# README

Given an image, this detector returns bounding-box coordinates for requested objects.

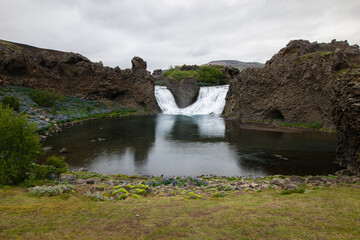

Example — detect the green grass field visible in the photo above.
[1,185,359,239]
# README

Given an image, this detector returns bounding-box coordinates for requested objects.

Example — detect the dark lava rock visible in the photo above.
[223,39,360,174]
[0,40,160,113]
[152,69,163,76]
[332,68,360,174]
[164,77,199,108]
[86,179,95,184]
[224,39,360,128]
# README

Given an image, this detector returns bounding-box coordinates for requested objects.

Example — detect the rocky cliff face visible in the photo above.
[224,39,360,174]
[164,77,199,108]
[224,39,360,128]
[332,69,360,174]
[0,40,160,113]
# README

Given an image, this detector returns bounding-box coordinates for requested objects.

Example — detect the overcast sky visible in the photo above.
[1,0,359,71]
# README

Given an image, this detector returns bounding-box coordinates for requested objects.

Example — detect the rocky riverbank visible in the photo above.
[54,171,360,201]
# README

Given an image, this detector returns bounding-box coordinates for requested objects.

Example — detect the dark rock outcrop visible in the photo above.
[152,69,163,76]
[0,40,160,113]
[224,39,360,128]
[224,39,360,174]
[332,69,360,174]
[164,77,199,108]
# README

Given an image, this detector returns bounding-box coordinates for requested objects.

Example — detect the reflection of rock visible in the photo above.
[225,120,339,176]
[164,77,199,108]
[167,116,225,142]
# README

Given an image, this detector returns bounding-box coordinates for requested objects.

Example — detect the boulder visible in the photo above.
[164,77,199,108]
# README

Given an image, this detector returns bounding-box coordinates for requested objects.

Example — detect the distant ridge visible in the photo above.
[206,60,264,70]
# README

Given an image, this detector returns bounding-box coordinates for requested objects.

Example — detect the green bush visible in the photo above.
[33,164,55,180]
[164,65,226,84]
[29,89,63,107]
[1,95,20,111]
[164,69,199,81]
[197,65,226,84]
[46,156,68,177]
[0,105,42,185]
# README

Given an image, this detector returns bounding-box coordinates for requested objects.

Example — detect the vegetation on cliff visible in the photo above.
[0,40,159,113]
[0,86,136,130]
[164,65,227,85]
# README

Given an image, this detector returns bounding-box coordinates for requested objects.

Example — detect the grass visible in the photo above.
[0,186,359,239]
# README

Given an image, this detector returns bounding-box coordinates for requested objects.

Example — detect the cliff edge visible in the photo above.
[0,40,160,113]
[224,39,360,174]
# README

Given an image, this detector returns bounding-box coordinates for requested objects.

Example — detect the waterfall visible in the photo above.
[155,85,229,115]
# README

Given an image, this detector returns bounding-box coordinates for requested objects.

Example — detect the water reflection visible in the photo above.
[43,115,339,176]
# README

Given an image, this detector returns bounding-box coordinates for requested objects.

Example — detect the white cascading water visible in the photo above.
[155,85,229,115]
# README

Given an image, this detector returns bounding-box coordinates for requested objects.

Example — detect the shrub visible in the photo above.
[164,65,226,84]
[134,188,147,196]
[118,194,127,200]
[0,105,42,185]
[197,65,226,84]
[29,89,63,107]
[46,156,68,177]
[84,191,114,201]
[33,164,55,180]
[1,95,20,111]
[131,194,142,199]
[164,69,199,81]
[29,184,74,197]
[213,191,228,198]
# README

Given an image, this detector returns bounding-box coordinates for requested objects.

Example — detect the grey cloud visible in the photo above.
[0,0,359,70]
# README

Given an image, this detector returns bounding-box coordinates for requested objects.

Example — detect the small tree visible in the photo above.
[1,95,20,111]
[0,105,41,185]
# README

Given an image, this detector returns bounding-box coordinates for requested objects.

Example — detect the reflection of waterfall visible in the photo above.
[155,85,229,115]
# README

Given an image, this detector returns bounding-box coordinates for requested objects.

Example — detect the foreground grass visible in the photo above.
[0,186,359,239]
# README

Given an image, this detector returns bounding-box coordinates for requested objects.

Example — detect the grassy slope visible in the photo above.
[0,186,359,239]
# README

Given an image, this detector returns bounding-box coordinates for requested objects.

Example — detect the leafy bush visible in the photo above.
[33,164,55,180]
[163,65,226,84]
[29,184,74,197]
[197,65,226,84]
[0,105,41,185]
[118,194,127,200]
[46,156,68,177]
[134,188,147,196]
[213,191,228,198]
[29,89,63,107]
[217,184,235,191]
[1,95,20,111]
[164,69,199,81]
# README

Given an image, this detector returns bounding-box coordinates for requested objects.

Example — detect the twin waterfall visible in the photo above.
[155,85,229,115]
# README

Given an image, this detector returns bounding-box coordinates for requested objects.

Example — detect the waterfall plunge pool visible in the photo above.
[42,85,339,177]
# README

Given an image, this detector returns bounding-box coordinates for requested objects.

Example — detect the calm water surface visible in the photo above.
[43,115,339,177]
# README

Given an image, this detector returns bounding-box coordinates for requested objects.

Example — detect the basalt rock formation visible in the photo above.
[164,77,199,108]
[332,69,360,174]
[224,39,360,128]
[0,40,160,113]
[224,39,360,174]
